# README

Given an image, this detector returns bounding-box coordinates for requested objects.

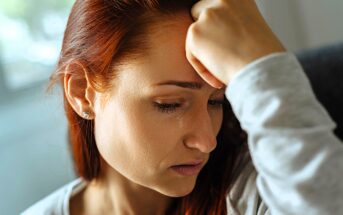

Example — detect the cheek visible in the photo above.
[94,101,126,170]
[213,109,224,135]
[93,98,177,180]
[211,109,223,136]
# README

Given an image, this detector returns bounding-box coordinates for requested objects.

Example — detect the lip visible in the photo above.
[170,160,205,176]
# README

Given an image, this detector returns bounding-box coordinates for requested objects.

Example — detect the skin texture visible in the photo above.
[186,0,286,88]
[66,11,225,215]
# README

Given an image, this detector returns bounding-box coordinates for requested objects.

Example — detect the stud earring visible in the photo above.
[82,111,91,119]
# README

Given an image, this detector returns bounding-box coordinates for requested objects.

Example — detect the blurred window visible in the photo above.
[0,0,73,92]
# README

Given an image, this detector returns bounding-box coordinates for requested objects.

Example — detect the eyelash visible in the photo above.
[154,100,224,114]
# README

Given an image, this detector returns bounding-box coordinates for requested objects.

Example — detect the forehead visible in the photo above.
[116,11,205,89]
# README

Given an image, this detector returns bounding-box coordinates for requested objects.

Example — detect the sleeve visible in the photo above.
[226,152,271,215]
[225,52,343,215]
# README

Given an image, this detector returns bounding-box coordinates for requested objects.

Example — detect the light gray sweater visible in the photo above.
[22,53,343,215]
[226,53,343,215]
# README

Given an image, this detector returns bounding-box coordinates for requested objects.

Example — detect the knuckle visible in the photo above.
[202,8,215,20]
[217,0,228,6]
[189,23,202,38]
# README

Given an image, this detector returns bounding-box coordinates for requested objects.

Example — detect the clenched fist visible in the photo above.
[185,0,286,88]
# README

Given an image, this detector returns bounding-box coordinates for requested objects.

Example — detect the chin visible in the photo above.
[156,179,197,197]
[166,189,194,198]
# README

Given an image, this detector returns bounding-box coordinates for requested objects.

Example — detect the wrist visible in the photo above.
[226,47,287,84]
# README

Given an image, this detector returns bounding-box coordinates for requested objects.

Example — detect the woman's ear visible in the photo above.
[64,62,96,120]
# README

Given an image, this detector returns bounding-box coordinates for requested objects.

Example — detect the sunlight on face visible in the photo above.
[93,11,225,197]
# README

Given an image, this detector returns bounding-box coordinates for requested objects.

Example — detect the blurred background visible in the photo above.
[0,0,342,214]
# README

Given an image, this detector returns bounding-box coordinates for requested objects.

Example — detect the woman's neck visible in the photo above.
[75,162,174,215]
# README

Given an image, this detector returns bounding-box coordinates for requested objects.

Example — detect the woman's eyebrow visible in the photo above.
[154,80,227,93]
[154,80,202,90]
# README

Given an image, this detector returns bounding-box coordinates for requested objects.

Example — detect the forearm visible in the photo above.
[226,53,343,215]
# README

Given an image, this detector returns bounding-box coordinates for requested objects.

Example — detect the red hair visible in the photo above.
[50,0,248,214]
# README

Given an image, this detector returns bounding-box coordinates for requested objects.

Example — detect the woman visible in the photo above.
[23,0,343,214]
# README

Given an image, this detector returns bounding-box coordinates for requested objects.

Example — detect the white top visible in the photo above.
[21,179,86,215]
[21,53,343,215]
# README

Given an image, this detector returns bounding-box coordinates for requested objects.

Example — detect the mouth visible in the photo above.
[170,160,205,176]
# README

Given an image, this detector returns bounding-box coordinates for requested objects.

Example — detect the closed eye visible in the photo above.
[153,99,224,114]
[208,99,224,107]
[153,102,181,114]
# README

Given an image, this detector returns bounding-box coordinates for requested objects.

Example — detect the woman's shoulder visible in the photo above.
[21,178,86,215]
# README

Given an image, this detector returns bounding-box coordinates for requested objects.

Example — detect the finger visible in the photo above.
[191,0,213,21]
[187,53,224,89]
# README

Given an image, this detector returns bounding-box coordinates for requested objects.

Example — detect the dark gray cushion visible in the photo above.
[296,43,343,141]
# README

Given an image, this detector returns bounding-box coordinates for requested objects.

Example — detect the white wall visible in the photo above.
[257,0,343,51]
[297,0,343,49]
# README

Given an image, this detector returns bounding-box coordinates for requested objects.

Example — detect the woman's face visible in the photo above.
[93,11,225,197]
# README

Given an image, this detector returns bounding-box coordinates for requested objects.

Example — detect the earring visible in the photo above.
[82,111,91,119]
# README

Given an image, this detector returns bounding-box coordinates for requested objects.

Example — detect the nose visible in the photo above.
[183,112,218,153]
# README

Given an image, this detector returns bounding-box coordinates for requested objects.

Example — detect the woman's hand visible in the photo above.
[185,0,286,88]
